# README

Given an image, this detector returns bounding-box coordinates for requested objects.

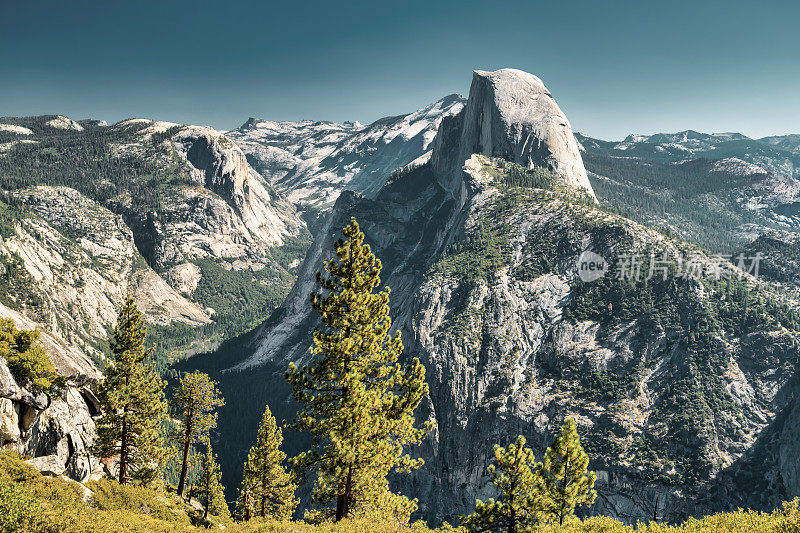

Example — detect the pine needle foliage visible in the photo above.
[461,435,543,533]
[286,217,430,522]
[237,405,297,521]
[170,371,225,497]
[93,296,167,485]
[537,418,597,525]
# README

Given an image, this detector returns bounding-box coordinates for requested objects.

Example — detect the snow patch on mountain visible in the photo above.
[226,94,466,209]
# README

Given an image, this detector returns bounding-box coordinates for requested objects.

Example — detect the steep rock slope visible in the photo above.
[226,95,465,211]
[0,187,209,363]
[182,70,800,523]
[432,69,595,203]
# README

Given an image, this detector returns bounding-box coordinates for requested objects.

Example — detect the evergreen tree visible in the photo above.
[93,296,167,485]
[234,470,258,522]
[196,441,228,520]
[286,217,430,522]
[238,405,297,520]
[170,371,225,497]
[537,418,597,525]
[460,435,543,533]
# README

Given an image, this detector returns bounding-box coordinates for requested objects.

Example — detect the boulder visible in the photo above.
[27,454,67,476]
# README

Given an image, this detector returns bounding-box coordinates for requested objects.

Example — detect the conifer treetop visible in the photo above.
[286,217,430,522]
[538,417,597,525]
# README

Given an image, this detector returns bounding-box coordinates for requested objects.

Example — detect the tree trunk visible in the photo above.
[342,465,353,518]
[335,465,353,522]
[177,412,193,497]
[559,459,570,526]
[335,325,353,523]
[335,493,346,522]
[119,404,129,485]
[260,473,267,517]
[508,468,517,533]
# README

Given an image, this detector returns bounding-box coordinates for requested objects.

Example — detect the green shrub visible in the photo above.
[0,318,65,393]
[0,476,43,533]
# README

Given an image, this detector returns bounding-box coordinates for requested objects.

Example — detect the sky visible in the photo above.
[1,0,798,140]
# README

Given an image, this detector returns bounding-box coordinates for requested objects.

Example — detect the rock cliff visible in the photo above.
[1,186,210,362]
[0,303,102,483]
[431,69,595,203]
[0,115,311,358]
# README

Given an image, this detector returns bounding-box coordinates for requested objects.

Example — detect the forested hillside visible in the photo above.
[0,115,310,369]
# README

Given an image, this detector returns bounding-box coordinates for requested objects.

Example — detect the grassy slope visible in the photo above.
[2,451,798,532]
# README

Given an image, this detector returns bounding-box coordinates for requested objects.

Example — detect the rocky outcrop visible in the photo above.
[0,303,102,483]
[431,69,595,203]
[172,126,302,249]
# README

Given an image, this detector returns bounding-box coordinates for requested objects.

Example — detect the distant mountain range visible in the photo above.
[576,130,800,178]
[226,94,465,218]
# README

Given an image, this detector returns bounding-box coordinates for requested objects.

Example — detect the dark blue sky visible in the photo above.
[1,0,798,140]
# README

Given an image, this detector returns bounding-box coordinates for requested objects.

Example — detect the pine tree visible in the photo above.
[93,296,167,485]
[170,371,225,497]
[196,441,228,520]
[234,469,258,522]
[537,418,597,525]
[460,435,543,533]
[238,405,297,521]
[286,217,430,522]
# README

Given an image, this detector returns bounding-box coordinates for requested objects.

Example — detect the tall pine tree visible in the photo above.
[196,441,228,520]
[460,435,543,533]
[286,218,430,522]
[170,371,225,497]
[238,405,297,520]
[93,296,167,485]
[537,418,597,525]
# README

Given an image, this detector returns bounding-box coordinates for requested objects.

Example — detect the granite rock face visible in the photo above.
[172,126,302,250]
[431,69,595,203]
[1,186,210,360]
[0,304,102,483]
[1,115,312,360]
